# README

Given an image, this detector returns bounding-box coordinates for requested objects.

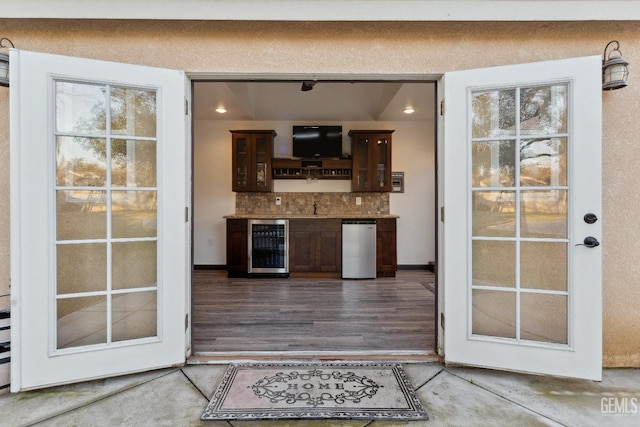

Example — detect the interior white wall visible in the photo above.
[193,119,435,266]
[390,121,435,265]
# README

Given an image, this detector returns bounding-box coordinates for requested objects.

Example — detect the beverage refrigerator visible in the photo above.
[247,219,289,277]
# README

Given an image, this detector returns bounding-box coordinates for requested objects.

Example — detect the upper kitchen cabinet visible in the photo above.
[349,130,394,192]
[231,130,276,192]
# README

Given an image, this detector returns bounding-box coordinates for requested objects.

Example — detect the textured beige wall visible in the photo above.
[0,19,638,366]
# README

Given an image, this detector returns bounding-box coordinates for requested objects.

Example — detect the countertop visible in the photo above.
[223,214,399,219]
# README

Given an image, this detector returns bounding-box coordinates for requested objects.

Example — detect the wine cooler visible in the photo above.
[247,219,289,276]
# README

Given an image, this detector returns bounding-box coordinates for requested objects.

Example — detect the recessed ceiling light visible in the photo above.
[215,107,227,114]
[403,107,415,114]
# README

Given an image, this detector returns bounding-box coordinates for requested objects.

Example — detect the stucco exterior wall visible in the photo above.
[0,19,638,367]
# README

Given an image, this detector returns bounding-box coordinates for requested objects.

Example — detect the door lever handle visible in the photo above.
[576,236,600,248]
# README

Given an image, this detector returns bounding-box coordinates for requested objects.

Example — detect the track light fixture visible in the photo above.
[301,81,316,92]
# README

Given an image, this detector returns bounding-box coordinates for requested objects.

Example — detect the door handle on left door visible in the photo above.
[576,236,600,248]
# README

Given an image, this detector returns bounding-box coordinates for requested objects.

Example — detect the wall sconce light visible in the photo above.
[602,40,629,91]
[0,37,14,87]
[215,106,227,114]
[403,106,415,114]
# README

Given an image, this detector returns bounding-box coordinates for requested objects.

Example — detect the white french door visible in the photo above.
[443,56,602,380]
[10,50,189,391]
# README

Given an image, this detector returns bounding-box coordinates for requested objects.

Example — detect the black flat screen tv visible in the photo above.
[292,125,342,159]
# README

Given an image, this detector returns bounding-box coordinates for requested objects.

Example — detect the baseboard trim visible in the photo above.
[398,264,431,270]
[194,265,227,270]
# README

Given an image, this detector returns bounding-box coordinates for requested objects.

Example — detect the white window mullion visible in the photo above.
[105,84,113,344]
[514,87,522,341]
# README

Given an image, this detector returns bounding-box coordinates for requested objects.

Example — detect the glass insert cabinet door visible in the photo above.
[349,130,393,192]
[231,130,275,192]
[471,84,569,344]
[55,81,159,349]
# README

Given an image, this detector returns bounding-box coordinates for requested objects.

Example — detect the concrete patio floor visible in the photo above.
[2,363,640,426]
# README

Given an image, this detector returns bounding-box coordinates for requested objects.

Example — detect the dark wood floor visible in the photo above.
[192,269,436,357]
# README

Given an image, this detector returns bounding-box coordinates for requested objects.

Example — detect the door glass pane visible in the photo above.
[112,241,157,290]
[520,138,567,186]
[57,243,107,294]
[472,140,515,187]
[112,190,157,238]
[112,291,157,342]
[521,242,567,291]
[56,136,107,187]
[472,89,516,138]
[472,290,516,338]
[471,84,569,346]
[235,137,248,187]
[519,85,567,135]
[255,136,268,187]
[110,87,157,137]
[472,240,515,288]
[57,296,107,349]
[520,293,567,344]
[376,137,389,188]
[56,81,107,134]
[56,190,107,240]
[112,139,157,187]
[472,190,516,237]
[55,80,159,350]
[521,190,567,238]
[354,136,369,189]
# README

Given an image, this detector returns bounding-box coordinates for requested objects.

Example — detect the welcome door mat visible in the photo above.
[201,362,429,421]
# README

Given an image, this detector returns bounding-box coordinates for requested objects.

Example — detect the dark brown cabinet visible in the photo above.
[349,130,393,192]
[231,130,275,192]
[376,218,397,277]
[226,219,248,277]
[289,219,342,276]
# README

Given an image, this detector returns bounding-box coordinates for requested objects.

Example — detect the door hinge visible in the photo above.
[440,99,445,116]
[440,207,445,222]
[185,313,189,331]
[440,313,445,329]
[185,207,189,222]
[185,98,189,115]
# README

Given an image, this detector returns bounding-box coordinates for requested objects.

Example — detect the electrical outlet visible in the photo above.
[275,197,282,206]
[356,197,362,206]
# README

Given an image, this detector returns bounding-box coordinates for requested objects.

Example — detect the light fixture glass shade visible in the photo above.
[603,59,629,90]
[602,40,629,91]
[0,53,9,87]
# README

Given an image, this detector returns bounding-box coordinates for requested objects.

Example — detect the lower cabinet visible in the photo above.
[376,218,397,277]
[226,219,248,277]
[227,217,396,278]
[289,219,342,276]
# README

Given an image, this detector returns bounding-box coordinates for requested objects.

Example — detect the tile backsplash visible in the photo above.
[236,192,390,216]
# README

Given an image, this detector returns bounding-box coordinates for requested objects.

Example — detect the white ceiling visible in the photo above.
[193,81,435,122]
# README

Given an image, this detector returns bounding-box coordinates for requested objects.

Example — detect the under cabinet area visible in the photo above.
[289,219,342,277]
[272,158,352,180]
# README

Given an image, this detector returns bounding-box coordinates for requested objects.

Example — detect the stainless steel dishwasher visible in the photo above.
[342,220,376,279]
